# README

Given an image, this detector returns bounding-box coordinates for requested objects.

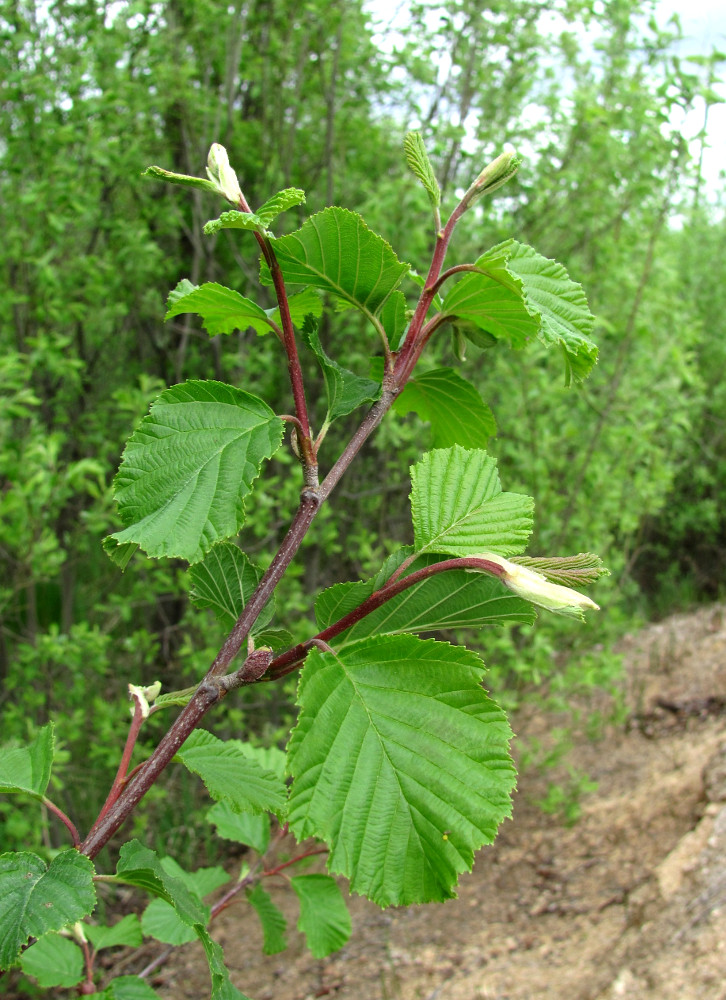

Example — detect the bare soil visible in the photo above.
[154,604,726,999]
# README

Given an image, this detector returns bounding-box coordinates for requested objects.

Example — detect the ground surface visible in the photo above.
[144,602,726,1000]
[129,603,726,1000]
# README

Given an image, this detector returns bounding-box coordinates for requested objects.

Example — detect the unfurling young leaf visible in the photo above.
[403,131,441,210]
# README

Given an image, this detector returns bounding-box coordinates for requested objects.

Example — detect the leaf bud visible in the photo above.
[128,680,162,718]
[206,143,243,204]
[471,552,600,618]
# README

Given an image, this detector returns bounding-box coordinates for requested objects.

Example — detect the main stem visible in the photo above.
[80,191,470,859]
[80,392,396,859]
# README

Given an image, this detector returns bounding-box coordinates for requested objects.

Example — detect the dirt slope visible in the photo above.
[156,603,726,1000]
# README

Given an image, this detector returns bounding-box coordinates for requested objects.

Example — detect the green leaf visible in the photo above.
[497,240,597,384]
[290,875,351,958]
[19,932,84,988]
[141,856,225,946]
[101,975,162,1000]
[246,884,287,955]
[174,731,287,815]
[240,744,287,781]
[188,542,274,634]
[513,552,609,588]
[159,856,229,899]
[301,316,380,426]
[142,898,197,946]
[279,286,323,331]
[143,165,218,196]
[315,550,535,646]
[286,635,515,906]
[165,281,270,336]
[84,914,143,950]
[393,368,496,449]
[102,538,138,571]
[113,842,206,923]
[207,802,271,853]
[253,626,294,651]
[379,290,408,346]
[0,723,54,798]
[411,446,534,558]
[0,850,96,969]
[262,207,409,326]
[403,131,441,209]
[106,380,283,564]
[203,210,267,236]
[255,188,306,227]
[112,843,250,1000]
[441,253,539,349]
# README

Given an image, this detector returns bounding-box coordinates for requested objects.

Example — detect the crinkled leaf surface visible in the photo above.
[442,251,538,349]
[19,932,83,988]
[0,850,96,969]
[477,240,597,383]
[263,207,409,324]
[174,730,287,815]
[165,281,270,336]
[107,380,283,564]
[290,875,351,958]
[203,209,267,236]
[411,446,533,558]
[315,550,535,646]
[394,368,496,449]
[188,542,274,633]
[255,187,305,226]
[0,723,54,798]
[207,802,271,853]
[286,634,516,906]
[403,131,440,209]
[301,317,380,425]
[514,552,608,588]
[246,884,287,955]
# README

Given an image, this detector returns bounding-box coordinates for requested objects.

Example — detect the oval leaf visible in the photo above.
[0,850,96,969]
[286,635,516,906]
[107,381,283,564]
[263,207,409,322]
[411,446,534,558]
[393,368,496,449]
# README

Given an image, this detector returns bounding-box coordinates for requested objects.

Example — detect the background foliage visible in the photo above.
[1,0,724,857]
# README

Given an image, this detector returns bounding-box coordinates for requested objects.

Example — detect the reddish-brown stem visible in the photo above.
[266,556,507,681]
[41,797,81,848]
[79,394,397,858]
[263,846,329,878]
[81,937,95,992]
[236,192,317,483]
[78,185,469,859]
[394,199,469,387]
[94,698,145,826]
